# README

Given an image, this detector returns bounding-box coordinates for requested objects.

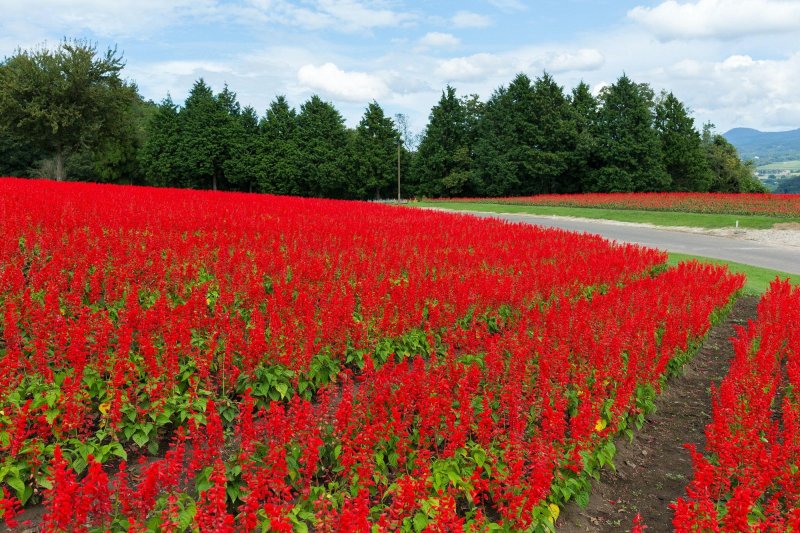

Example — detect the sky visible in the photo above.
[2,0,800,136]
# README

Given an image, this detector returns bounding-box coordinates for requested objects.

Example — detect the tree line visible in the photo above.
[0,40,766,198]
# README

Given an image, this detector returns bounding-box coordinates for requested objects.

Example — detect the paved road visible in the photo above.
[455,210,800,275]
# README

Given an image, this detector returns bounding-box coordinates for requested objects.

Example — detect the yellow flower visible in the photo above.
[549,503,560,521]
[595,418,607,431]
[99,402,111,415]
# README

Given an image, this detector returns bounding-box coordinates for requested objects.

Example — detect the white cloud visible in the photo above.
[434,46,605,83]
[487,0,527,13]
[417,32,461,50]
[545,49,604,73]
[435,53,505,81]
[628,0,800,40]
[1,0,217,37]
[297,62,390,101]
[452,11,492,28]
[243,0,416,32]
[150,60,232,77]
[655,51,800,130]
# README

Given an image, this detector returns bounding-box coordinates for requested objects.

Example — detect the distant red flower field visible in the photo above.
[443,192,800,218]
[0,178,747,530]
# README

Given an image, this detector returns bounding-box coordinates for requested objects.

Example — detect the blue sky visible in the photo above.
[3,0,800,135]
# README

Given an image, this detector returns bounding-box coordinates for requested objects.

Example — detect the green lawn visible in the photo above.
[416,201,799,229]
[757,160,800,171]
[667,253,797,294]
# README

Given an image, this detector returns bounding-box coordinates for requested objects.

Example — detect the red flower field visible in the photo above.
[674,279,800,532]
[443,192,800,218]
[0,179,746,531]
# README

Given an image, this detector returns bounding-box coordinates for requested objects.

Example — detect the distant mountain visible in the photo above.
[723,127,800,163]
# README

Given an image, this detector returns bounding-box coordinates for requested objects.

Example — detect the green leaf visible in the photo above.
[195,466,214,493]
[148,439,160,455]
[109,442,128,460]
[6,474,26,500]
[413,511,429,532]
[275,382,289,399]
[132,431,149,448]
[179,502,197,530]
[472,448,486,468]
[576,491,589,508]
[45,409,60,424]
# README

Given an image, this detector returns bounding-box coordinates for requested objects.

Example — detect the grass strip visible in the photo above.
[416,201,799,229]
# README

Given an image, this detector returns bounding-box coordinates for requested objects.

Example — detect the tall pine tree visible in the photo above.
[176,80,241,190]
[655,91,711,192]
[527,72,578,194]
[141,96,181,188]
[569,81,598,193]
[259,95,299,195]
[591,75,670,192]
[412,86,472,197]
[352,101,400,200]
[295,95,351,198]
[224,105,261,192]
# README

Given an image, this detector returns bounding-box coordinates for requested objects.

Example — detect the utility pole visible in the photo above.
[397,141,401,202]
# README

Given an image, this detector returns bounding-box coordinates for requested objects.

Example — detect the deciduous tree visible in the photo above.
[0,40,136,181]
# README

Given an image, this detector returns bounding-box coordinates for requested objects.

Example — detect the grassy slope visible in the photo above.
[757,160,800,171]
[417,201,800,229]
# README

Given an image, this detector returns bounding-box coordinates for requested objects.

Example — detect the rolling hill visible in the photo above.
[723,127,800,163]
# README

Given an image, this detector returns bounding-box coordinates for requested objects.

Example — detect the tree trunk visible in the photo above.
[55,146,65,181]
[212,172,218,191]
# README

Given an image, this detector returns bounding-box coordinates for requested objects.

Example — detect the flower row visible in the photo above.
[673,279,800,531]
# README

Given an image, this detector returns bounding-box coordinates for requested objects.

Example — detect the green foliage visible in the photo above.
[655,92,712,192]
[0,126,47,176]
[477,72,577,197]
[473,84,519,197]
[352,101,400,200]
[141,96,181,187]
[527,72,579,194]
[2,42,762,199]
[224,105,261,192]
[703,123,767,193]
[258,95,299,195]
[294,95,352,199]
[569,82,599,194]
[774,175,800,193]
[590,74,670,192]
[178,81,240,191]
[413,86,476,197]
[0,39,137,181]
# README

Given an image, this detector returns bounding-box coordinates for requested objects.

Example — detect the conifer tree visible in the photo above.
[259,95,299,195]
[412,86,472,197]
[353,101,400,199]
[295,95,351,198]
[591,75,670,192]
[655,91,712,192]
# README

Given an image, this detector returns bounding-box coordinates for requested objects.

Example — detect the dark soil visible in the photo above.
[557,294,759,532]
